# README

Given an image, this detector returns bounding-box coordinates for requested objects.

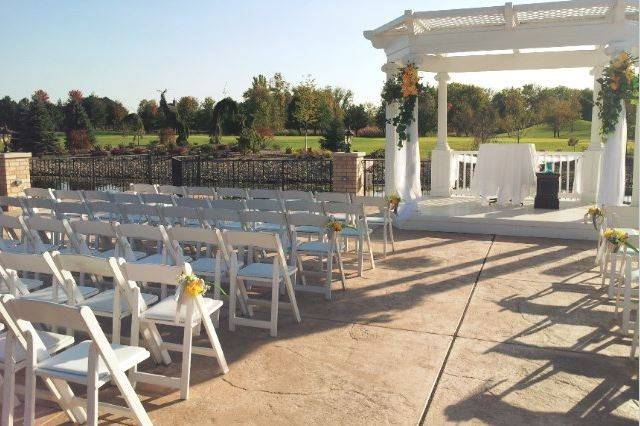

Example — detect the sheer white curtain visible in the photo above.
[405,103,422,200]
[597,103,627,206]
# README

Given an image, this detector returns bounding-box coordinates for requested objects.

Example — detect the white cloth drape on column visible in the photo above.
[404,103,422,200]
[597,103,627,206]
[384,100,407,197]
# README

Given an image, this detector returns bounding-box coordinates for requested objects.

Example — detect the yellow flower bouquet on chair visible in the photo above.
[603,228,638,253]
[326,217,344,233]
[179,273,209,297]
[583,206,603,230]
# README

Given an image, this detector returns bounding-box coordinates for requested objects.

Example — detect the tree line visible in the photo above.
[3,72,628,155]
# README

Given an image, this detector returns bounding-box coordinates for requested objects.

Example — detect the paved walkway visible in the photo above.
[34,230,638,425]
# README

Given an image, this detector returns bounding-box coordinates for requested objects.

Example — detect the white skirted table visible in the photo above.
[470,144,537,206]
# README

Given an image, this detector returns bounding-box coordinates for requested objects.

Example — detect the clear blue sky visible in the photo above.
[2,0,592,111]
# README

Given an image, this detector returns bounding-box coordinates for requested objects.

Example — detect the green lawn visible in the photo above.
[62,119,635,158]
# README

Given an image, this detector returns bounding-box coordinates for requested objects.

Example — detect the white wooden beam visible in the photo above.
[415,49,609,72]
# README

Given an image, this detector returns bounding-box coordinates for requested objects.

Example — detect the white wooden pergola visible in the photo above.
[364,0,639,207]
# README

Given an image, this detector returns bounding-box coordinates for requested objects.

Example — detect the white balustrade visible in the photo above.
[450,150,583,200]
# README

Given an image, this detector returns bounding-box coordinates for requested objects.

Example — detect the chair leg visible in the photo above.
[357,236,364,277]
[608,253,618,299]
[87,344,99,426]
[2,333,16,426]
[180,319,194,399]
[270,277,279,337]
[336,247,346,292]
[197,303,229,374]
[23,334,36,426]
[389,221,395,253]
[228,276,238,332]
[325,250,333,301]
[365,230,375,270]
[622,278,632,334]
[382,223,388,259]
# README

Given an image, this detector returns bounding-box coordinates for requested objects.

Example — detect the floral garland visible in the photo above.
[381,64,425,148]
[596,52,639,136]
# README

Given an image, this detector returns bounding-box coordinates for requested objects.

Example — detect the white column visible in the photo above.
[597,102,627,206]
[382,62,406,197]
[431,72,454,196]
[581,65,605,203]
[632,104,639,206]
[405,101,422,199]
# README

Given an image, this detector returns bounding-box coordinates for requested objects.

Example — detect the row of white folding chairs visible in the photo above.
[22,185,396,256]
[0,252,230,424]
[594,214,639,358]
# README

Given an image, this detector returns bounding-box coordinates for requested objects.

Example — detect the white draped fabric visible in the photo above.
[384,100,407,197]
[597,103,627,206]
[470,144,537,205]
[404,103,422,200]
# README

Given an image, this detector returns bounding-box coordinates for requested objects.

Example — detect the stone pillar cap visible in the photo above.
[333,151,366,158]
[0,152,32,158]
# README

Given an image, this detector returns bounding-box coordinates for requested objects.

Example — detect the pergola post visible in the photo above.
[430,72,453,196]
[382,62,406,197]
[580,65,604,203]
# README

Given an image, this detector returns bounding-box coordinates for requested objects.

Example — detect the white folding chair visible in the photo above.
[115,223,176,266]
[352,195,395,257]
[157,184,187,197]
[0,295,83,425]
[201,208,245,231]
[288,213,346,300]
[224,230,300,337]
[21,216,74,253]
[215,187,248,199]
[53,201,91,221]
[245,198,284,213]
[120,203,162,225]
[129,183,158,194]
[0,251,99,304]
[247,188,279,200]
[69,220,124,258]
[109,192,143,206]
[241,210,291,245]
[23,188,54,200]
[120,262,229,400]
[53,253,159,344]
[85,200,122,222]
[81,190,111,203]
[53,189,84,203]
[620,254,639,336]
[325,202,375,276]
[0,196,28,215]
[278,190,314,202]
[0,215,31,253]
[140,193,176,207]
[210,198,247,211]
[22,197,56,219]
[159,205,203,228]
[314,192,351,203]
[176,197,212,209]
[4,297,153,425]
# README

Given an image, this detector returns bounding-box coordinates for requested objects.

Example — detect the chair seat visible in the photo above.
[237,262,297,279]
[36,340,150,385]
[340,226,372,237]
[0,330,74,364]
[80,289,158,316]
[141,296,222,325]
[297,241,330,253]
[92,213,120,222]
[0,277,44,293]
[190,257,241,275]
[22,285,99,303]
[218,221,243,230]
[366,216,386,225]
[254,223,283,232]
[295,225,323,234]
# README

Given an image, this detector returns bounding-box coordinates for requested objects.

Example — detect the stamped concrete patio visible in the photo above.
[34,230,638,425]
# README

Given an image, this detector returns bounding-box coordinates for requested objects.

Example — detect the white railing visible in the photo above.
[450,150,583,200]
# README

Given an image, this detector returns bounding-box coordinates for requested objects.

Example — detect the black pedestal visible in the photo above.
[534,172,560,210]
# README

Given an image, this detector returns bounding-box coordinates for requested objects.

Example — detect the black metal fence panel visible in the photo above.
[30,154,333,193]
[363,159,431,196]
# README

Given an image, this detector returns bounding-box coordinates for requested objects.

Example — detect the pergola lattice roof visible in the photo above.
[364,0,639,71]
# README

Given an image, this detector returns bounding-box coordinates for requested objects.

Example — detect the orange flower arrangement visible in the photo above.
[596,51,639,135]
[401,64,419,97]
[178,273,209,297]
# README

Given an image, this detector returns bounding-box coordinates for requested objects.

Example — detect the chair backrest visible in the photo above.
[176,197,212,209]
[0,251,65,297]
[223,229,281,251]
[285,199,324,214]
[278,190,313,201]
[24,187,54,199]
[156,185,187,197]
[116,222,168,243]
[184,186,217,198]
[53,189,84,202]
[120,261,192,287]
[286,212,330,229]
[245,199,283,212]
[140,193,176,206]
[70,219,119,255]
[82,190,112,202]
[23,215,77,252]
[314,192,351,203]
[159,205,203,227]
[210,199,246,211]
[0,196,27,215]
[129,183,158,194]
[167,225,223,247]
[86,201,121,221]
[53,201,91,220]
[324,201,365,217]
[216,187,248,199]
[0,295,51,358]
[351,195,388,209]
[241,210,289,231]
[0,214,28,242]
[120,203,160,223]
[201,208,243,229]
[247,188,279,200]
[24,197,55,217]
[110,192,143,205]
[53,252,116,279]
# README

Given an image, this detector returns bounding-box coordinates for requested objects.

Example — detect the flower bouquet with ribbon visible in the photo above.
[326,217,344,234]
[174,272,225,323]
[603,228,639,253]
[389,194,401,215]
[583,206,604,230]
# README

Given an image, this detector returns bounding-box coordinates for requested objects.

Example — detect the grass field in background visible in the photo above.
[58,119,635,157]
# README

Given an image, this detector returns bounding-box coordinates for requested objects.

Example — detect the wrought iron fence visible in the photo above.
[30,154,172,191]
[172,156,333,192]
[362,159,431,196]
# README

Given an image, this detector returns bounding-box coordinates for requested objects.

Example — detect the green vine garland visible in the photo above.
[596,52,639,136]
[381,64,426,148]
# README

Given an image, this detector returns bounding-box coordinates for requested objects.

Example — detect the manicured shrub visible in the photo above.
[358,126,384,138]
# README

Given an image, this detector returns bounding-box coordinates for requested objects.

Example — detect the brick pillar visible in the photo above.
[0,152,32,197]
[332,152,365,195]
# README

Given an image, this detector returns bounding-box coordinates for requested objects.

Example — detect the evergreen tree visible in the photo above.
[63,90,96,151]
[319,116,348,152]
[159,90,189,146]
[12,90,58,154]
